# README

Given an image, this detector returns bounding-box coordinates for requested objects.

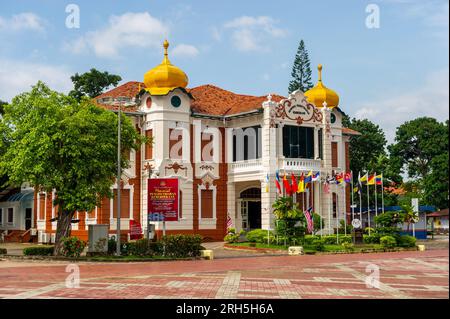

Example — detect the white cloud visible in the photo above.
[0,59,72,102]
[0,12,46,32]
[354,68,449,143]
[171,44,199,58]
[222,16,287,52]
[63,12,169,58]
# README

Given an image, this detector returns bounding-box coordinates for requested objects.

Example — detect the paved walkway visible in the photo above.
[0,249,447,299]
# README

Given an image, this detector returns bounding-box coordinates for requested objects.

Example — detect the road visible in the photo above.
[0,249,448,299]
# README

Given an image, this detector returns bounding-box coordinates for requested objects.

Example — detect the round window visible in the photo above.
[171,95,181,108]
[146,97,152,108]
[330,113,336,124]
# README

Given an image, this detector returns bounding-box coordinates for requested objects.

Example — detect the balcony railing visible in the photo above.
[279,158,321,172]
[229,159,263,174]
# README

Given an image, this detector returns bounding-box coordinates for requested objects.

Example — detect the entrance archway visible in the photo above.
[239,188,261,230]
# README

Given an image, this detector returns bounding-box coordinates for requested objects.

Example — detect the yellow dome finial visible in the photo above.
[304,63,339,108]
[143,39,189,95]
[318,64,323,82]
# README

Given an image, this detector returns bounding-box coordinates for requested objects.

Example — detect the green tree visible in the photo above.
[69,68,122,101]
[0,100,7,115]
[346,118,388,177]
[389,117,448,179]
[389,117,448,209]
[0,82,147,255]
[422,152,449,209]
[288,40,313,93]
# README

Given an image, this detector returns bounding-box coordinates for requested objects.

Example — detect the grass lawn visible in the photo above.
[226,242,385,253]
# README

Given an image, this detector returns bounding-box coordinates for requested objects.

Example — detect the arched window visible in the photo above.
[240,188,261,199]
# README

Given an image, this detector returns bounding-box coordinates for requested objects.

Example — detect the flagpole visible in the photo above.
[336,192,340,243]
[374,172,378,228]
[358,172,362,224]
[367,172,371,236]
[319,174,323,238]
[351,171,355,222]
[381,172,385,214]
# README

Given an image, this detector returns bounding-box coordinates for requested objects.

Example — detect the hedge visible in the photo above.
[380,235,397,248]
[246,229,271,243]
[126,239,162,257]
[23,246,54,256]
[0,248,7,255]
[398,235,416,248]
[161,234,203,258]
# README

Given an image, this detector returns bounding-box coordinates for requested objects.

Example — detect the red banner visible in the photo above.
[148,178,179,222]
[129,220,143,240]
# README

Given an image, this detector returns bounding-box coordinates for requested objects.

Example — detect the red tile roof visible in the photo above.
[94,82,284,116]
[188,84,284,116]
[341,127,362,136]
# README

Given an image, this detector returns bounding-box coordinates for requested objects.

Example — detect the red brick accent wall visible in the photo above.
[331,142,338,168]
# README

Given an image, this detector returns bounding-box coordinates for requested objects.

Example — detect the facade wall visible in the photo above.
[31,89,352,243]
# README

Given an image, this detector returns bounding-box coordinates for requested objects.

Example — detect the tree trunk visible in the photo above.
[53,210,74,256]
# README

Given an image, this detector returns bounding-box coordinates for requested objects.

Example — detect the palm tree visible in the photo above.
[402,204,418,233]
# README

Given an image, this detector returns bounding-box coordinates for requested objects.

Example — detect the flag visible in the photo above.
[226,215,233,230]
[298,173,305,193]
[354,184,361,194]
[359,172,368,184]
[265,174,270,193]
[303,206,314,233]
[312,171,320,182]
[375,174,383,185]
[344,172,352,183]
[304,171,313,184]
[335,173,344,184]
[291,173,298,193]
[275,170,282,194]
[323,176,330,194]
[283,174,292,195]
[367,173,376,185]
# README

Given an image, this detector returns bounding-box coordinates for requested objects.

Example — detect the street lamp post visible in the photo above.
[112,97,137,256]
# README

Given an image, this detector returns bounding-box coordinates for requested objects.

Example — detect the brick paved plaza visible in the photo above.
[0,249,448,299]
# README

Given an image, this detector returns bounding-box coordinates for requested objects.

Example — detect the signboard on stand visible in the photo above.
[148,178,179,222]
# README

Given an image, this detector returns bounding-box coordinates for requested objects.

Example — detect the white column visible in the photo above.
[320,106,333,233]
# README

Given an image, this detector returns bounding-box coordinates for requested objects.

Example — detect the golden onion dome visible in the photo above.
[143,40,189,95]
[304,64,339,108]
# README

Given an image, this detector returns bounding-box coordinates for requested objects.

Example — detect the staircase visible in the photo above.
[3,230,27,243]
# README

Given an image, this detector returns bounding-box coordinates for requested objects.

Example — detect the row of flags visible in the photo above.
[272,170,321,195]
[268,170,385,196]
[354,172,384,194]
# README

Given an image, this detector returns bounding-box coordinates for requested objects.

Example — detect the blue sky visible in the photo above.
[0,0,448,141]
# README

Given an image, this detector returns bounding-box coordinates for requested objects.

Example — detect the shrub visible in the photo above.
[107,237,128,255]
[303,235,320,245]
[363,234,381,244]
[380,235,397,248]
[161,234,203,258]
[342,242,355,252]
[364,227,375,235]
[127,239,162,257]
[23,246,54,256]
[224,228,244,243]
[323,235,337,245]
[398,235,416,248]
[339,235,352,244]
[0,248,7,255]
[61,237,86,258]
[246,229,270,243]
[312,238,325,252]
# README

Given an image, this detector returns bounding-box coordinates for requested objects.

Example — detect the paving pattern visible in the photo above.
[0,250,448,299]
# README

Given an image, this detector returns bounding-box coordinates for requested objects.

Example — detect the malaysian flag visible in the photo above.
[226,214,233,230]
[303,206,314,234]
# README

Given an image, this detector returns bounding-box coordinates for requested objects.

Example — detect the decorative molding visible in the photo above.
[165,162,188,176]
[273,92,323,126]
